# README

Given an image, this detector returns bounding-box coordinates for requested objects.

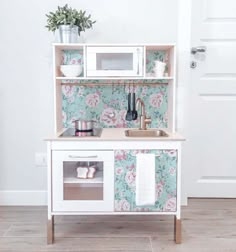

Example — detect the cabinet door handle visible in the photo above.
[68,155,98,159]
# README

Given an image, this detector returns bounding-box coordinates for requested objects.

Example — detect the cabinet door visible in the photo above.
[114,149,177,212]
[86,46,143,77]
[52,150,114,212]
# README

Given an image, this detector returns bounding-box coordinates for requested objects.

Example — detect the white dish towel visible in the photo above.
[136,153,156,206]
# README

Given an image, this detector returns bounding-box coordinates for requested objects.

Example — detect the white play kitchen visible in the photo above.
[46,44,184,244]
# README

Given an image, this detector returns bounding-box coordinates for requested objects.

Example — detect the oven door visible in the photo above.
[52,150,114,212]
[86,46,143,77]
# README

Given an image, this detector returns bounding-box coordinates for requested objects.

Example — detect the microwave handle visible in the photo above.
[137,48,140,75]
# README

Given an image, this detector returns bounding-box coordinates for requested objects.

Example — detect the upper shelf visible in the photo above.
[53,44,176,81]
[56,76,174,80]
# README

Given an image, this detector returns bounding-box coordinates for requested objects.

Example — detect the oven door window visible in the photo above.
[63,161,104,201]
[96,53,133,71]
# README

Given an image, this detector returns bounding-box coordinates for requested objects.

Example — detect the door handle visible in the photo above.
[191,46,206,55]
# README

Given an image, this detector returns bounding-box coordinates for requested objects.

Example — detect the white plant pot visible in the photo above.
[153,60,166,77]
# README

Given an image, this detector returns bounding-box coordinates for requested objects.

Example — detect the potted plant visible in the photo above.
[46,4,96,43]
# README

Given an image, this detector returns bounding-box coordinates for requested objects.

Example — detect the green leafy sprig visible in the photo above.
[46,4,96,35]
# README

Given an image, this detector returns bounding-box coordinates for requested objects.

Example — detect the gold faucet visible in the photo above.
[135,98,152,130]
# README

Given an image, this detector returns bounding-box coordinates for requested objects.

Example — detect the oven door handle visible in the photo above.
[68,155,98,159]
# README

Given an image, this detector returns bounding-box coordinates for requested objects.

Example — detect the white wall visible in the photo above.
[0,0,178,205]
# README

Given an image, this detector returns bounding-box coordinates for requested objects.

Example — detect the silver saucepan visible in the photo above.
[73,119,97,132]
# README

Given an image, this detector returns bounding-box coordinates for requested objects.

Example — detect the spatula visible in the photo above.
[125,92,133,121]
[132,91,138,120]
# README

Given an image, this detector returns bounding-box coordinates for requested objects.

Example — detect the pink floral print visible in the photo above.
[62,86,76,98]
[116,167,123,175]
[62,50,168,129]
[62,111,67,124]
[100,108,117,126]
[85,93,100,108]
[115,150,127,161]
[125,170,136,187]
[169,167,176,175]
[156,182,164,200]
[114,149,177,212]
[77,87,84,97]
[163,150,176,157]
[115,199,131,211]
[149,92,164,108]
[164,198,176,211]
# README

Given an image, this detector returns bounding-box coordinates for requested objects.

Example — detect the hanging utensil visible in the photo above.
[125,84,133,121]
[132,83,138,120]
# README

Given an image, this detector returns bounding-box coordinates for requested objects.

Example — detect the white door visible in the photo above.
[185,0,236,197]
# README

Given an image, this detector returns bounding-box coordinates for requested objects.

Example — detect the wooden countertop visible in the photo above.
[45,128,185,142]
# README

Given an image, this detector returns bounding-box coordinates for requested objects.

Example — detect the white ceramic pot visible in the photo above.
[153,60,166,77]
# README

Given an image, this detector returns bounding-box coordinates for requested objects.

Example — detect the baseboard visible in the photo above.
[0,190,47,206]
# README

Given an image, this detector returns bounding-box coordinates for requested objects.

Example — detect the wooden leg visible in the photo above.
[174,216,181,244]
[47,215,54,244]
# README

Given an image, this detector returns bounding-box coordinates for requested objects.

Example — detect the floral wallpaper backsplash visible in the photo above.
[62,84,168,128]
[114,149,177,212]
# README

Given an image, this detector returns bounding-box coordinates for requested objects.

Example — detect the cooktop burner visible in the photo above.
[60,128,103,137]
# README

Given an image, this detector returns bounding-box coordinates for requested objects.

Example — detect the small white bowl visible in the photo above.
[60,64,82,77]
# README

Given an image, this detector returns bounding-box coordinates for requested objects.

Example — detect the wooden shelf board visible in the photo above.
[64,171,103,184]
[56,77,173,81]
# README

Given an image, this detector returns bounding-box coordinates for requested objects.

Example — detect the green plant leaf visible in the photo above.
[45,4,95,33]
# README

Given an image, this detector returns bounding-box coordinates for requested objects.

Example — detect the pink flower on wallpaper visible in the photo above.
[62,111,67,124]
[156,182,164,200]
[169,167,176,175]
[67,96,75,104]
[116,167,123,175]
[117,109,127,127]
[120,199,131,211]
[115,150,127,160]
[141,86,148,97]
[131,150,149,156]
[131,150,141,156]
[100,108,117,126]
[62,86,76,98]
[115,199,130,211]
[149,92,164,108]
[77,87,84,97]
[164,111,168,124]
[96,90,102,96]
[125,171,136,187]
[164,150,176,157]
[69,58,77,64]
[78,110,86,116]
[68,116,77,127]
[85,93,100,108]
[164,197,176,211]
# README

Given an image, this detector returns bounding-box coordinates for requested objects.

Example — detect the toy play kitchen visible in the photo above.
[45,43,184,244]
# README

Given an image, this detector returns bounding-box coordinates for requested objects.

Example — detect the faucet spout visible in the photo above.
[136,98,145,116]
[135,98,152,130]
